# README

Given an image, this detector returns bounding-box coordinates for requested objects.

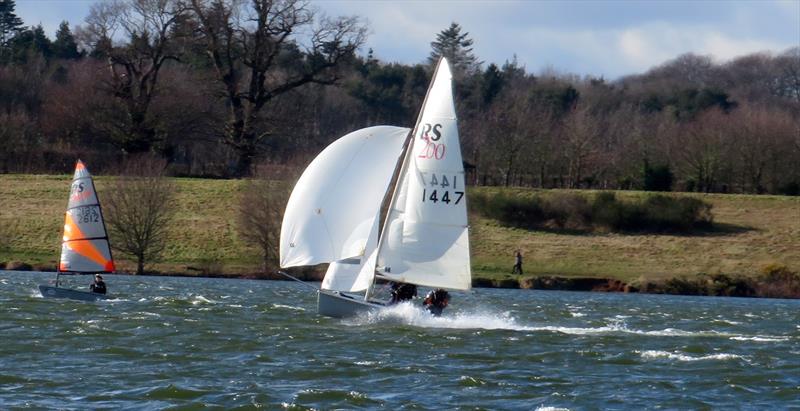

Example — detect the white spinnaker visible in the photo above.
[280,126,409,268]
[59,160,115,273]
[376,58,471,290]
[321,213,380,292]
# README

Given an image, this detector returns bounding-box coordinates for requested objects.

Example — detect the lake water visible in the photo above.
[1,271,798,410]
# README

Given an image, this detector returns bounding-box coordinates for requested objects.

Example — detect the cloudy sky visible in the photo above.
[15,0,800,78]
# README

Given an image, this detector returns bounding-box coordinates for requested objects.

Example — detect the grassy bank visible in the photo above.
[1,175,798,289]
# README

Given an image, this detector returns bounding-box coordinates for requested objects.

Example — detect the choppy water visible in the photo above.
[1,271,798,410]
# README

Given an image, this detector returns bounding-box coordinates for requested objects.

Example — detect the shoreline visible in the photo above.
[4,265,797,300]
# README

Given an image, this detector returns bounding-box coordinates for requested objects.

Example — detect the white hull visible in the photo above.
[317,289,385,318]
[39,285,109,301]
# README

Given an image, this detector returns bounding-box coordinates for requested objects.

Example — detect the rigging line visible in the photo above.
[276,271,321,291]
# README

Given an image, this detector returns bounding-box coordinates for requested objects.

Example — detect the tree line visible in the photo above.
[1,0,798,195]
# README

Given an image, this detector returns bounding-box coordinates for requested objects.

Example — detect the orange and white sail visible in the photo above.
[58,160,115,273]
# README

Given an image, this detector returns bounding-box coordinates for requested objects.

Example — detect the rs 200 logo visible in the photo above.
[418,123,445,160]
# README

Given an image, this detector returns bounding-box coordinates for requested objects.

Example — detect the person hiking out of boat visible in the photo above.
[90,274,107,294]
[423,289,450,316]
[390,282,417,304]
[512,250,523,275]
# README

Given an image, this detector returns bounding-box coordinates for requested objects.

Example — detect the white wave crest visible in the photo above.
[191,295,216,305]
[342,303,754,339]
[638,350,744,362]
[730,336,790,342]
[536,407,571,411]
[272,303,306,311]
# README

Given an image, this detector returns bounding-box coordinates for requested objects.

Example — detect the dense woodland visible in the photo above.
[1,0,799,195]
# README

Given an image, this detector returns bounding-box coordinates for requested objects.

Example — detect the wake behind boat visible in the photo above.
[280,57,471,318]
[39,160,115,301]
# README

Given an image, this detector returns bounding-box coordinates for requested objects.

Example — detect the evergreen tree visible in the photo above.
[9,24,51,63]
[428,22,481,74]
[0,0,24,61]
[480,63,504,105]
[52,21,80,59]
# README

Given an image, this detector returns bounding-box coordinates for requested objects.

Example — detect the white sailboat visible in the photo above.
[39,160,116,301]
[280,57,471,317]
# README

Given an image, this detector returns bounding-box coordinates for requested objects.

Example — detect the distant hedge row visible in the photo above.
[470,191,713,233]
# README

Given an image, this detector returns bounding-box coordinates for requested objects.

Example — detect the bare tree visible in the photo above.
[80,0,187,153]
[674,109,731,192]
[105,155,176,274]
[188,0,367,176]
[237,177,288,273]
[561,105,603,188]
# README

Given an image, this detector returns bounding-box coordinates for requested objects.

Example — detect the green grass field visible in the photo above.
[1,174,798,285]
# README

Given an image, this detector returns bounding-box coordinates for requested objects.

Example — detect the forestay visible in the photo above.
[59,160,115,273]
[280,126,409,269]
[376,58,471,290]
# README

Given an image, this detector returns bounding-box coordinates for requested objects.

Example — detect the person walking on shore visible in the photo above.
[512,250,523,275]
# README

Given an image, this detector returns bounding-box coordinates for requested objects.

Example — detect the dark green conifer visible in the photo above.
[428,22,481,74]
[52,21,80,59]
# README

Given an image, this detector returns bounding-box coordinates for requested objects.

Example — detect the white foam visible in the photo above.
[347,303,526,330]
[536,407,571,411]
[638,350,744,362]
[191,295,216,305]
[272,304,306,311]
[342,304,753,339]
[730,336,790,342]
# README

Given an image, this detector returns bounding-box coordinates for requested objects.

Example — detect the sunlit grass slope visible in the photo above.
[1,175,797,282]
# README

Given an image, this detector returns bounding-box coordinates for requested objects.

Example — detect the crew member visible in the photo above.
[90,274,107,294]
[423,288,450,316]
[390,282,417,304]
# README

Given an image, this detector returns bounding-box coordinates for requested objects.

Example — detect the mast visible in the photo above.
[364,57,448,300]
[88,163,114,273]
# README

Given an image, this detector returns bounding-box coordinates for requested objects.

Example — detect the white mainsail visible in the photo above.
[279,126,409,272]
[374,57,471,290]
[59,160,115,274]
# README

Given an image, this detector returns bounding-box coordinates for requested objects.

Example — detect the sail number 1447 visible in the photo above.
[420,172,463,205]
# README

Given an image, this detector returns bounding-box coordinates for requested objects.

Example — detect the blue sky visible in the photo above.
[15,0,800,78]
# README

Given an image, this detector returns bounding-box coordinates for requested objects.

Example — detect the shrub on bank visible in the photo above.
[756,264,800,298]
[637,266,799,299]
[471,191,714,233]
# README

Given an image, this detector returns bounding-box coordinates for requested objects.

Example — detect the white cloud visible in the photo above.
[14,0,799,78]
[615,23,792,73]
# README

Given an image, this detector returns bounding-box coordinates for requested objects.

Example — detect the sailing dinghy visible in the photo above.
[280,57,471,317]
[39,160,115,301]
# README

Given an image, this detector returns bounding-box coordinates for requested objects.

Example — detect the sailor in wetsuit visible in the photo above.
[90,274,107,294]
[423,289,450,316]
[389,282,417,304]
